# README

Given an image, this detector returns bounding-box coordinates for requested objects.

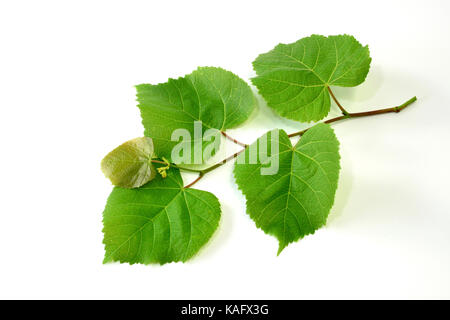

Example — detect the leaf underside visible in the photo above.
[136,66,256,162]
[101,137,156,188]
[234,124,340,254]
[103,169,221,265]
[252,34,371,122]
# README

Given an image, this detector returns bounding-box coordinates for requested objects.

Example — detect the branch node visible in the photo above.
[221,131,248,148]
[327,86,349,115]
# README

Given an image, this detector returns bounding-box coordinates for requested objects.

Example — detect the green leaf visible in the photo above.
[136,66,256,162]
[234,124,340,254]
[102,169,221,265]
[252,34,371,122]
[101,137,156,188]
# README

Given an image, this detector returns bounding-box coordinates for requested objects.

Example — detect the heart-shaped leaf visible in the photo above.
[252,34,371,122]
[234,124,340,254]
[137,67,256,162]
[103,169,221,265]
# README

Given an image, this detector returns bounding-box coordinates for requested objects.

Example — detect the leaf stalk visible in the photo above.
[327,86,349,116]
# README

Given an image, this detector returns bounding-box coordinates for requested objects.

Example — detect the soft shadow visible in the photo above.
[326,150,353,225]
[187,201,234,264]
[331,65,384,105]
[243,87,261,124]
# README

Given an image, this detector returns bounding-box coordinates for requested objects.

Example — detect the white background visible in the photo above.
[0,0,449,299]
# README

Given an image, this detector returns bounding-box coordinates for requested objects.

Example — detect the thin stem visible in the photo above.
[184,148,247,188]
[179,96,417,187]
[221,131,248,147]
[203,148,246,174]
[346,96,417,117]
[172,165,204,173]
[150,159,168,165]
[150,160,203,173]
[288,96,417,138]
[184,172,204,189]
[327,86,349,116]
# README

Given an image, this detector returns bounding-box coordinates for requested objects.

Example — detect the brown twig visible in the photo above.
[184,172,204,189]
[327,86,349,115]
[184,148,247,188]
[288,96,417,138]
[177,96,417,187]
[221,131,248,147]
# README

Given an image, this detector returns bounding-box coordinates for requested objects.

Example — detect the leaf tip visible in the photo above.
[277,242,287,256]
[102,255,112,265]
